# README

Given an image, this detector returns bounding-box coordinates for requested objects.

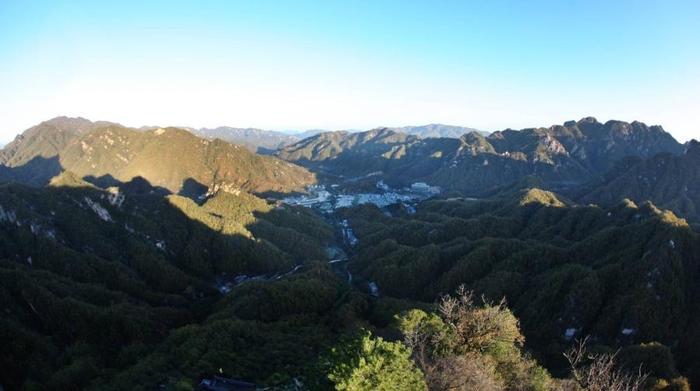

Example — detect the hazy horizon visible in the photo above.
[1,1,698,143]
[3,114,695,144]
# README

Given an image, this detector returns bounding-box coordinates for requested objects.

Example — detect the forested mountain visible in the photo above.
[389,123,487,138]
[192,126,300,153]
[278,118,684,196]
[577,140,700,222]
[188,124,484,153]
[2,176,693,389]
[0,118,315,195]
[277,127,419,173]
[339,189,699,386]
[0,115,698,390]
[0,175,333,390]
[0,117,119,167]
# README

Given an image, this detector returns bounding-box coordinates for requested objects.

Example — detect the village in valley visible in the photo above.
[214,180,441,296]
[281,180,441,213]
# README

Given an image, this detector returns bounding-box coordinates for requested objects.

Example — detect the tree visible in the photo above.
[564,337,649,391]
[396,286,553,391]
[325,331,427,391]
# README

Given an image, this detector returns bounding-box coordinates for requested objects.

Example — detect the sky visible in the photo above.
[1,0,699,142]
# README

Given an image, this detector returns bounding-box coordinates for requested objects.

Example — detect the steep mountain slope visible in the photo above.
[278,128,421,174]
[2,176,692,389]
[0,176,334,390]
[192,127,300,153]
[578,140,700,221]
[0,119,315,194]
[0,116,119,167]
[339,189,700,383]
[59,125,314,195]
[0,115,695,388]
[527,117,684,172]
[278,118,683,195]
[389,123,486,138]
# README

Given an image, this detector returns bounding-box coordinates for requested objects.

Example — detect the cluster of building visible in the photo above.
[282,181,440,212]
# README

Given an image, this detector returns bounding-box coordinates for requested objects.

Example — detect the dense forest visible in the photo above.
[1,175,696,390]
[0,173,334,390]
[0,117,698,390]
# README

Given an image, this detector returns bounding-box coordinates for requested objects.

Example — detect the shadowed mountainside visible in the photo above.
[576,139,700,222]
[0,118,316,195]
[0,172,336,389]
[277,117,684,196]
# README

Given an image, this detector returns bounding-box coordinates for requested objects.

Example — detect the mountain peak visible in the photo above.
[518,188,566,207]
[686,139,700,156]
[578,116,599,124]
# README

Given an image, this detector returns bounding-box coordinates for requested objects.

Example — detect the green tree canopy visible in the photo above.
[325,331,427,391]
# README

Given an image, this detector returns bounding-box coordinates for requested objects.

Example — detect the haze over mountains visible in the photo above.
[191,127,301,153]
[388,123,487,138]
[187,123,488,153]
[0,120,488,156]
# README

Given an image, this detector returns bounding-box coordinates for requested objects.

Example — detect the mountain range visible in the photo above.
[389,123,487,138]
[188,123,485,153]
[1,116,695,223]
[1,114,699,389]
[278,117,685,196]
[0,117,314,196]
[191,126,301,153]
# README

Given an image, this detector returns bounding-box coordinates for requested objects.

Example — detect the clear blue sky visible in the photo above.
[1,0,698,141]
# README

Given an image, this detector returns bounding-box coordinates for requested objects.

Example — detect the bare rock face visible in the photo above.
[278,118,683,196]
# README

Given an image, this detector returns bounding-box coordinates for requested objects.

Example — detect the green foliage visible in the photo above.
[343,194,700,385]
[395,288,554,391]
[325,331,427,391]
[1,151,698,390]
[0,181,334,389]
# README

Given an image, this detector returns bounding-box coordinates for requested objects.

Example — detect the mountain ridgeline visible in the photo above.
[388,123,487,139]
[191,126,301,153]
[278,117,684,196]
[190,123,485,154]
[578,140,700,222]
[0,117,315,196]
[0,115,699,390]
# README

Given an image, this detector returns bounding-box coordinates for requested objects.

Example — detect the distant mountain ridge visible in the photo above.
[192,126,301,153]
[190,123,484,153]
[389,123,487,138]
[278,117,684,195]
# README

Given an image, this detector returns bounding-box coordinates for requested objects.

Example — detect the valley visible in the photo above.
[3,3,699,390]
[0,116,698,391]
